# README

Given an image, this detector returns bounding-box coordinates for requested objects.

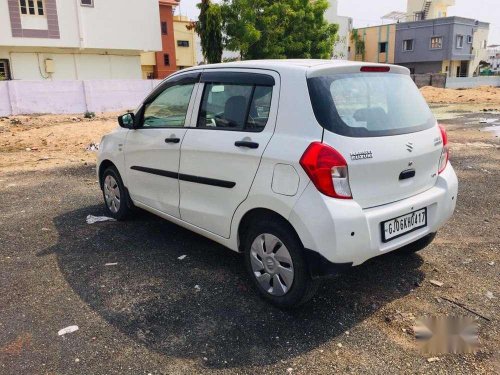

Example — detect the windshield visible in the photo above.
[307,73,435,137]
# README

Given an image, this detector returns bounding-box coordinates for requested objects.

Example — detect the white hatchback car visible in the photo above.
[97,60,457,307]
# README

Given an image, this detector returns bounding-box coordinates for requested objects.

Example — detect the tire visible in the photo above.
[398,232,437,255]
[243,219,320,308]
[101,166,132,221]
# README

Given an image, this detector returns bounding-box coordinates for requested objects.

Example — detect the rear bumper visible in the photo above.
[289,164,458,266]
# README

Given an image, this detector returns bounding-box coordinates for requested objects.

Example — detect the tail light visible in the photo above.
[300,142,352,199]
[438,124,449,174]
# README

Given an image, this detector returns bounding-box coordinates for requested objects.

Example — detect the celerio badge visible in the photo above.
[350,151,373,160]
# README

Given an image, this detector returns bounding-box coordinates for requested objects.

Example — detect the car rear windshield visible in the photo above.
[307,73,435,137]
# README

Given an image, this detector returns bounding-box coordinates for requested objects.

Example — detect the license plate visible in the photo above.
[381,208,427,243]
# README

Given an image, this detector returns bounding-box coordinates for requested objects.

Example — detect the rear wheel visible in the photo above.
[102,166,131,221]
[244,220,320,308]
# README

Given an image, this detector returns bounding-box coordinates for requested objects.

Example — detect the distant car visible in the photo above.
[97,60,458,308]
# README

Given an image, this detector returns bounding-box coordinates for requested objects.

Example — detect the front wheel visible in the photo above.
[101,166,131,221]
[244,220,320,308]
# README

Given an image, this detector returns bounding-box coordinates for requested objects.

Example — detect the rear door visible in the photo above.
[308,70,443,208]
[178,70,279,238]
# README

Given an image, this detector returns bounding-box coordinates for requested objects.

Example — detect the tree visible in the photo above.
[221,0,338,60]
[189,0,223,64]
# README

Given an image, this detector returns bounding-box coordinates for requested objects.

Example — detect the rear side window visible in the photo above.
[197,83,273,132]
[307,73,435,137]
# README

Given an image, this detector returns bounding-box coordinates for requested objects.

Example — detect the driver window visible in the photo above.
[197,83,272,131]
[143,83,195,128]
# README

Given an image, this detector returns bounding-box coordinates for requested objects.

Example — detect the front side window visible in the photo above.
[163,54,170,66]
[379,42,387,53]
[197,83,272,132]
[430,36,443,49]
[161,21,167,35]
[20,0,44,15]
[456,35,464,49]
[403,39,414,51]
[142,84,195,128]
[81,0,93,6]
[177,40,190,47]
[307,73,434,137]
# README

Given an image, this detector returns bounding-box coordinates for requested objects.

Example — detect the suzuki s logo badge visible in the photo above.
[406,142,414,152]
[350,151,373,160]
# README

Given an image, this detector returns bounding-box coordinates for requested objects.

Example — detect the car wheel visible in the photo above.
[398,232,437,254]
[244,220,320,308]
[102,166,131,221]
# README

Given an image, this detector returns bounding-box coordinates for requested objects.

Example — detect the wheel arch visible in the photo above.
[236,207,303,253]
[98,159,117,189]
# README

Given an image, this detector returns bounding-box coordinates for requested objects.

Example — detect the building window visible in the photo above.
[379,42,387,53]
[467,35,473,44]
[430,36,443,49]
[163,54,170,66]
[177,40,190,47]
[414,12,424,21]
[456,35,464,49]
[161,22,167,35]
[0,59,11,80]
[81,0,93,6]
[20,0,44,16]
[403,39,414,52]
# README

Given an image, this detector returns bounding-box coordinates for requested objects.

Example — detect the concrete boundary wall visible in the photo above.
[445,76,500,89]
[0,79,163,116]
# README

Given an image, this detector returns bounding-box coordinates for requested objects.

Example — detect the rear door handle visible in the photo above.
[235,141,259,149]
[165,137,180,144]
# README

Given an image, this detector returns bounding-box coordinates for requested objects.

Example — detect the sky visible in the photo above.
[176,0,500,45]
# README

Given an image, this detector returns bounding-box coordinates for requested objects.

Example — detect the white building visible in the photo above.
[325,0,353,60]
[406,0,455,22]
[0,0,161,80]
[487,45,500,73]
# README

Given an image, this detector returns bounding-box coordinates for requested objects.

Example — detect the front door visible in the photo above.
[124,75,199,218]
[179,70,279,238]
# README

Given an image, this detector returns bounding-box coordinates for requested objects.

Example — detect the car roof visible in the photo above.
[175,59,410,77]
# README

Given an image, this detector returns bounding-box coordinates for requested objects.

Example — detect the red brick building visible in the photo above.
[154,0,179,79]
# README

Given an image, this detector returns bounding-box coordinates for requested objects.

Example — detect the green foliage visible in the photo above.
[350,29,365,59]
[221,0,338,60]
[84,111,96,119]
[191,0,223,64]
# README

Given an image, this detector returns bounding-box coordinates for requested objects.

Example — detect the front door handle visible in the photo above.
[165,137,180,144]
[235,141,259,149]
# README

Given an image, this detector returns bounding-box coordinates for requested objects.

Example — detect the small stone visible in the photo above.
[286,368,293,374]
[488,261,495,266]
[427,357,440,363]
[430,279,444,287]
[178,255,187,260]
[203,357,208,361]
[486,291,494,299]
[337,343,342,348]
[75,358,80,363]
[462,258,472,264]
[194,285,201,292]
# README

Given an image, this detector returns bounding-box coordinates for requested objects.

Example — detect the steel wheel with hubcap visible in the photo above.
[250,233,294,296]
[104,175,121,214]
[101,166,131,220]
[244,218,320,308]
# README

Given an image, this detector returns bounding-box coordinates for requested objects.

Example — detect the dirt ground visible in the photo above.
[0,88,499,374]
[0,86,499,174]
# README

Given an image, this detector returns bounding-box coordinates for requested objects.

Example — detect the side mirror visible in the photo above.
[118,113,135,128]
